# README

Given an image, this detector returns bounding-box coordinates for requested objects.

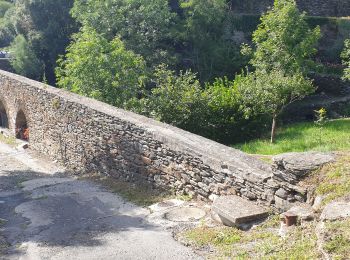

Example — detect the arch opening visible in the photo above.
[0,100,8,128]
[15,110,29,141]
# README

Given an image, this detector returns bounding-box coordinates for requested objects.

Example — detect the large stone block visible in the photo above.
[212,195,268,227]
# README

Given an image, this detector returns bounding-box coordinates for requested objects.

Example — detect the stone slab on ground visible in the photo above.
[321,201,350,221]
[212,195,268,227]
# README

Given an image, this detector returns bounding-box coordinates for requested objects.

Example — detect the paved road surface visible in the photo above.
[0,142,200,260]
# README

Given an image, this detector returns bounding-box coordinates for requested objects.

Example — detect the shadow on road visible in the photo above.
[0,169,159,258]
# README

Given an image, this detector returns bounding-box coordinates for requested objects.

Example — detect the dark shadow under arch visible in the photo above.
[15,110,29,141]
[0,100,8,128]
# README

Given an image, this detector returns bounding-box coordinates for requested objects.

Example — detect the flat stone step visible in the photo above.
[212,195,268,227]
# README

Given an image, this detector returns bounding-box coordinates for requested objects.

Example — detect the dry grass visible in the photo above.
[82,174,175,207]
[182,216,320,259]
[323,219,350,260]
[302,152,350,206]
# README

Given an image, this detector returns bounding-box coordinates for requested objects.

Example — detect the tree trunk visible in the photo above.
[270,114,277,143]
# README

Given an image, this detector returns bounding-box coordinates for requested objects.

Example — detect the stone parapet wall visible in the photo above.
[0,70,309,211]
[230,0,350,17]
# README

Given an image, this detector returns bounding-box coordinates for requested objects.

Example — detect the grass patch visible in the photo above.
[182,216,320,259]
[0,133,16,146]
[84,175,174,207]
[234,119,350,155]
[185,226,242,248]
[314,155,350,205]
[323,219,350,259]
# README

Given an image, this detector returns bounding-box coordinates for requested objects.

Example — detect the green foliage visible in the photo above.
[238,69,314,118]
[202,77,267,143]
[314,108,328,146]
[146,66,267,144]
[70,0,245,82]
[9,34,42,79]
[148,64,206,131]
[179,0,244,82]
[56,27,146,108]
[0,0,77,83]
[0,4,16,47]
[72,0,176,67]
[237,0,319,142]
[249,0,321,75]
[314,107,327,125]
[0,1,12,18]
[341,39,350,81]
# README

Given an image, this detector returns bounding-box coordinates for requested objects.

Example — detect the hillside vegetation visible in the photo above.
[0,0,349,145]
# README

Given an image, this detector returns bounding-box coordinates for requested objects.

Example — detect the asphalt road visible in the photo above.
[0,142,200,260]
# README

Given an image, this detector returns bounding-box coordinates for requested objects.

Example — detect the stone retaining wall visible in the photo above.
[0,70,309,211]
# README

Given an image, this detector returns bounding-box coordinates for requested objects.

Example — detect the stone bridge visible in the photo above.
[0,70,306,211]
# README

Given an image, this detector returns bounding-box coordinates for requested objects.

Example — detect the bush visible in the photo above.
[148,65,207,133]
[147,67,269,144]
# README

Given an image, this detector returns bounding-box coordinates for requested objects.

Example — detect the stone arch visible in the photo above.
[15,109,29,141]
[0,99,9,128]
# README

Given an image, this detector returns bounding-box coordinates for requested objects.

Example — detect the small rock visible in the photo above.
[209,194,219,202]
[320,201,350,221]
[275,188,289,199]
[312,196,324,212]
[274,196,292,212]
[285,204,314,221]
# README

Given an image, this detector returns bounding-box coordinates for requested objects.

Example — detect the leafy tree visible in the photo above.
[71,0,244,82]
[179,0,243,82]
[238,0,320,143]
[238,70,314,143]
[0,1,15,47]
[0,0,77,84]
[56,27,146,108]
[71,0,176,67]
[9,34,42,79]
[247,0,321,75]
[341,39,350,81]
